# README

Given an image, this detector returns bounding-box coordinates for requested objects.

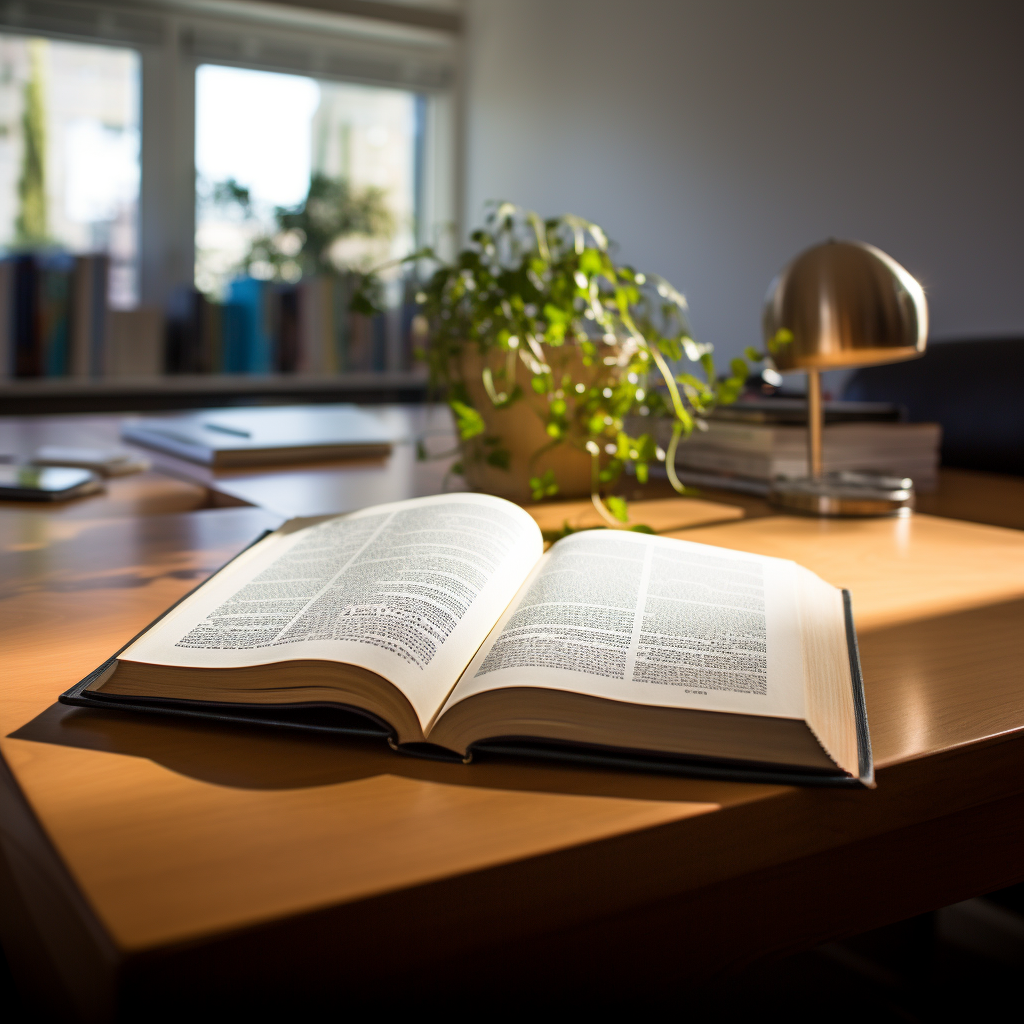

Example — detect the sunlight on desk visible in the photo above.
[524,496,743,535]
[674,513,1024,631]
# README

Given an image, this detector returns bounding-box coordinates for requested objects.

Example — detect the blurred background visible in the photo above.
[0,0,1019,409]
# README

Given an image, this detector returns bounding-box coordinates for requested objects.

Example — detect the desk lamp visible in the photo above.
[763,239,928,516]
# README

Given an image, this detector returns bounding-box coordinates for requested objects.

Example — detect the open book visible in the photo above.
[61,493,872,787]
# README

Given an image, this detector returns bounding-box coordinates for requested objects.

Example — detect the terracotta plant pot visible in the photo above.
[454,344,622,504]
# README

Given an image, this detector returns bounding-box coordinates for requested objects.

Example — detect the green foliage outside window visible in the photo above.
[210,173,394,284]
[15,40,48,246]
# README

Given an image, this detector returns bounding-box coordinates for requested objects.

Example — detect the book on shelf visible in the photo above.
[295,273,385,374]
[2,264,421,383]
[1,253,109,380]
[227,277,277,374]
[295,274,349,374]
[70,255,109,377]
[104,308,164,378]
[121,403,394,467]
[164,274,417,378]
[0,259,11,378]
[12,254,40,377]
[62,493,873,787]
[39,254,73,377]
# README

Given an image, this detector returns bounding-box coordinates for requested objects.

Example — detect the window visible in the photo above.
[0,33,140,308]
[0,0,456,382]
[195,63,421,298]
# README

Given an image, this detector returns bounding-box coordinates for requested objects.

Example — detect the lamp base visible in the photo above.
[768,471,914,517]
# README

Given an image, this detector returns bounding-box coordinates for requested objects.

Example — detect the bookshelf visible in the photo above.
[0,370,429,415]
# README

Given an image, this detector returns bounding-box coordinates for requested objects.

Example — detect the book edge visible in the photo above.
[59,687,392,739]
[843,588,875,788]
[121,426,393,468]
[464,737,864,788]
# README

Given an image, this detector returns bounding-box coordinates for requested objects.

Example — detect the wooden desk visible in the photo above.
[2,416,1024,1018]
[914,466,1024,531]
[3,502,1024,1016]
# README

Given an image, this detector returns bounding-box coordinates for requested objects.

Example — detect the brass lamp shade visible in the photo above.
[764,239,927,372]
[762,240,929,517]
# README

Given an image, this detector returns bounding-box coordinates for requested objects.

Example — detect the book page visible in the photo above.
[119,493,543,730]
[438,529,807,723]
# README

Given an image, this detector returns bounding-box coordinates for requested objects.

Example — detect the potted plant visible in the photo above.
[361,203,786,523]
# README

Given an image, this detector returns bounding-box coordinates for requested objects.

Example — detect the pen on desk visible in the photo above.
[203,423,252,437]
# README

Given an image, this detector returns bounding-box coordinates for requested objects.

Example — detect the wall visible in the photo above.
[463,0,1024,366]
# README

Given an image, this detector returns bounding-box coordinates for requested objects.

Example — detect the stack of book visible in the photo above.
[165,275,421,376]
[0,253,108,379]
[631,400,942,493]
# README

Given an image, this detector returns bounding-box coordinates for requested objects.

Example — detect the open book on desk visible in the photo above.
[61,493,873,787]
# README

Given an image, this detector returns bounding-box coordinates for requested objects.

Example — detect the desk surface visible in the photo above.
[2,409,1024,1015]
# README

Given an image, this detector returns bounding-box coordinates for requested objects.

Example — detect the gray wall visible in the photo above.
[463,0,1024,370]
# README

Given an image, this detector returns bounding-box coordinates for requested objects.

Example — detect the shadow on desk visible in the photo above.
[9,701,757,805]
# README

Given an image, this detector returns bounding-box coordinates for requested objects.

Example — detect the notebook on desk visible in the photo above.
[122,405,393,468]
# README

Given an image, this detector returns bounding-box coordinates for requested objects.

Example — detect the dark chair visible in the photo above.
[843,337,1024,476]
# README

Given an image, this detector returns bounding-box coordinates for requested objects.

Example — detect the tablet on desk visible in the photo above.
[122,404,394,468]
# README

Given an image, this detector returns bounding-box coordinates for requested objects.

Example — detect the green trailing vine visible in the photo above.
[357,203,791,523]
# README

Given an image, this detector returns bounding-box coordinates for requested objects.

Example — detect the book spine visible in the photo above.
[699,422,781,451]
[278,285,299,373]
[322,275,338,374]
[227,278,276,374]
[334,275,349,373]
[261,280,275,374]
[346,273,374,373]
[68,254,108,378]
[193,291,209,374]
[396,277,419,372]
[104,308,161,377]
[189,289,205,373]
[202,298,223,373]
[221,301,248,373]
[0,259,12,379]
[13,255,40,377]
[90,255,109,376]
[675,446,774,477]
[163,285,199,374]
[675,445,940,481]
[42,257,73,377]
[70,255,94,378]
[680,422,941,455]
[255,280,272,374]
[296,277,318,374]
[372,309,387,372]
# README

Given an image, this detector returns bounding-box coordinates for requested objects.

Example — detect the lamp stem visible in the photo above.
[807,368,823,479]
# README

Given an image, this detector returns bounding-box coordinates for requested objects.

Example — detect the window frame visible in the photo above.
[0,0,459,307]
